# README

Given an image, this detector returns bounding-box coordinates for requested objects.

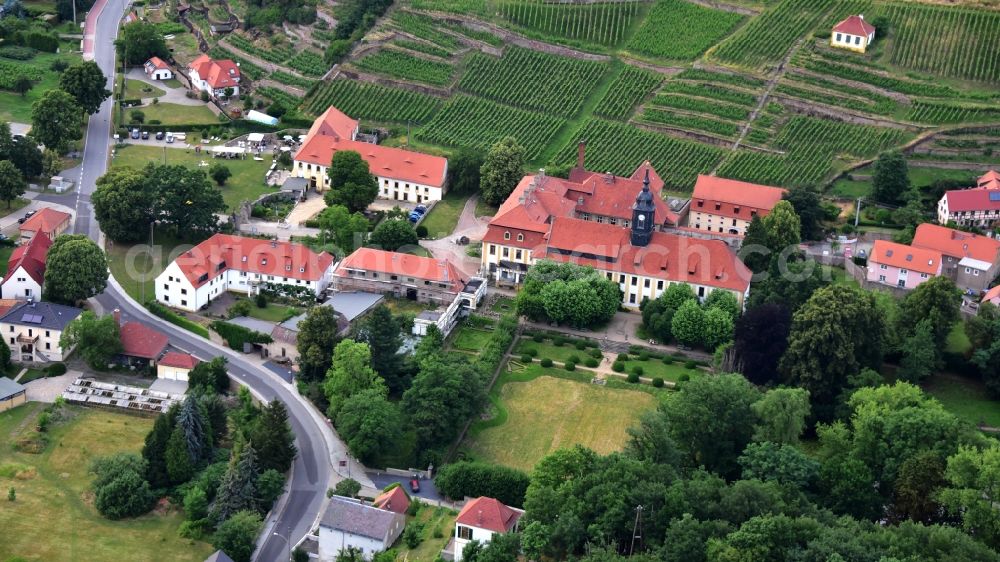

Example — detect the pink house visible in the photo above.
[867,240,942,289]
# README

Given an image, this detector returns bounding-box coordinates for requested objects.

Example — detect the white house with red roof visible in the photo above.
[144,56,173,80]
[831,14,876,53]
[157,352,200,382]
[188,54,240,98]
[687,175,786,237]
[448,497,524,562]
[293,106,448,203]
[911,223,1000,292]
[154,234,335,312]
[481,159,752,309]
[937,170,1000,229]
[1,233,51,300]
[19,208,71,241]
[867,240,942,290]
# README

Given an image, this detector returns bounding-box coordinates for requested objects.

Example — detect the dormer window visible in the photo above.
[517,233,524,242]
[299,267,305,273]
[241,256,248,262]
[261,258,268,265]
[286,265,292,271]
[504,232,511,240]
[734,207,741,214]
[714,203,721,211]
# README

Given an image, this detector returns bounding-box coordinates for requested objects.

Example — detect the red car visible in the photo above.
[409,478,420,493]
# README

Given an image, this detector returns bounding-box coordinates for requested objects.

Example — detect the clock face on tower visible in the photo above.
[638,215,645,222]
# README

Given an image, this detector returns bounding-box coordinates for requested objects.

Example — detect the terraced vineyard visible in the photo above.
[225,34,294,64]
[256,86,301,108]
[458,47,607,117]
[389,12,463,50]
[417,95,566,159]
[497,0,645,47]
[287,50,328,77]
[883,3,1000,83]
[269,71,315,89]
[658,81,757,107]
[353,49,454,86]
[626,0,743,61]
[593,65,662,120]
[717,116,909,185]
[552,118,725,189]
[712,0,833,69]
[638,108,740,138]
[647,94,750,121]
[304,80,442,123]
[906,100,1000,125]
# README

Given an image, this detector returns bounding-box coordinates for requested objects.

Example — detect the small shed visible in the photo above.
[0,377,26,412]
[831,14,876,53]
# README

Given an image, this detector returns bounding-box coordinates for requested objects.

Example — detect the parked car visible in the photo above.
[141,131,149,140]
[130,128,140,139]
[17,210,36,224]
[409,478,420,493]
[166,133,174,144]
[408,213,420,223]
[414,205,428,214]
[155,131,165,140]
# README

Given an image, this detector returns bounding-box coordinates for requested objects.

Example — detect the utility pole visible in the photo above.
[855,196,863,229]
[629,505,643,556]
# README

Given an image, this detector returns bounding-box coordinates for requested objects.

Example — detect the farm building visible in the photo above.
[0,377,26,412]
[686,175,786,237]
[19,208,71,240]
[831,14,876,53]
[1,233,51,300]
[293,106,449,203]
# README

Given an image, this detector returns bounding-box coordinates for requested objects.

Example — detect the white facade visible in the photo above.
[831,30,873,52]
[1,267,42,300]
[148,68,173,80]
[2,324,72,363]
[155,260,335,313]
[292,160,445,203]
[189,71,239,99]
[157,364,193,382]
[454,524,502,562]
[318,528,391,562]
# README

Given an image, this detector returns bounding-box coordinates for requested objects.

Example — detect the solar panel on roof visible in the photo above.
[20,314,42,324]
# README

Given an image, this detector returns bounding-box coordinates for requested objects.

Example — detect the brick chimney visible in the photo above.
[113,308,121,326]
[575,140,586,171]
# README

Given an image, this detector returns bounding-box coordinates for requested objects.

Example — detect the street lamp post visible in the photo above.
[272,531,291,562]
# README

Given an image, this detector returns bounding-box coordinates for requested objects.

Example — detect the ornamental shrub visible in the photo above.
[617,353,629,362]
[520,354,533,364]
[627,373,639,383]
[684,360,698,369]
[612,361,625,372]
[540,358,553,368]
[590,348,603,359]
[632,366,644,377]
[584,358,599,368]
[652,377,664,388]
[575,341,587,350]
[567,354,580,364]
[564,361,576,371]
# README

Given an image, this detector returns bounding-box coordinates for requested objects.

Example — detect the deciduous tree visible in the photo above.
[899,275,961,347]
[447,147,483,195]
[212,509,262,562]
[751,387,810,444]
[209,163,231,186]
[402,353,486,449]
[782,187,825,241]
[670,300,705,347]
[323,340,387,419]
[145,164,225,237]
[335,388,401,463]
[480,136,525,207]
[90,453,154,520]
[897,319,935,382]
[59,61,111,115]
[188,356,230,394]
[296,305,341,382]
[937,443,1000,549]
[60,311,122,370]
[733,304,790,386]
[353,305,405,394]
[0,160,26,208]
[871,151,910,205]
[738,441,819,489]
[93,168,158,242]
[30,88,84,152]
[323,150,378,212]
[316,204,368,252]
[43,235,109,304]
[701,307,734,351]
[115,22,169,65]
[368,219,418,251]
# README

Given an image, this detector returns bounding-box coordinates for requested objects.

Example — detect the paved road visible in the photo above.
[59,0,360,558]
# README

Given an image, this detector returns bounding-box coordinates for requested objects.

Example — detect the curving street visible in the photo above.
[46,0,364,559]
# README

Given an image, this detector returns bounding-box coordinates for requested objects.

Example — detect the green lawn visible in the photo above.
[392,505,457,562]
[118,74,166,100]
[516,339,600,364]
[821,265,861,288]
[17,369,47,384]
[924,373,1000,428]
[132,102,219,126]
[0,245,15,276]
[474,198,497,219]
[463,365,657,471]
[245,301,301,322]
[420,193,468,239]
[382,296,438,315]
[451,325,494,352]
[0,405,214,561]
[110,144,279,211]
[617,356,704,383]
[106,226,194,303]
[945,322,972,355]
[0,47,82,123]
[830,166,979,199]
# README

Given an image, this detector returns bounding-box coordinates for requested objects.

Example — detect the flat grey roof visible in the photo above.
[320,496,403,540]
[150,378,189,395]
[279,312,307,331]
[324,291,384,323]
[226,316,276,335]
[281,177,309,191]
[0,376,25,400]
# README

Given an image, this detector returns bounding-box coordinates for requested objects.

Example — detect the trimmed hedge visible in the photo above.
[210,320,273,350]
[473,314,517,378]
[147,302,209,338]
[434,461,529,507]
[520,354,533,363]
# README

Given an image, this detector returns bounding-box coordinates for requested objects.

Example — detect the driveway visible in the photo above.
[125,68,204,106]
[422,195,490,278]
[366,471,443,502]
[23,372,80,403]
[286,193,327,226]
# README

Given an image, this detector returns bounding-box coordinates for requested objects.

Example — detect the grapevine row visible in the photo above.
[659,81,758,107]
[497,0,644,47]
[593,65,663,121]
[304,80,442,123]
[647,94,750,121]
[638,108,740,138]
[627,0,743,61]
[712,0,833,69]
[353,49,454,86]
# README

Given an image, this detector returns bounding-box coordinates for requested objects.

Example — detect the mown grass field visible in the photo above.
[109,144,279,211]
[464,364,659,471]
[924,373,1000,428]
[419,193,468,239]
[106,226,192,304]
[0,46,81,123]
[0,405,213,562]
[132,102,219,126]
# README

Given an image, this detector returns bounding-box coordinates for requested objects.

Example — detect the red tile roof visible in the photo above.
[982,285,1000,304]
[159,351,200,369]
[544,217,752,293]
[456,497,523,534]
[833,14,876,37]
[335,248,465,292]
[295,133,447,188]
[19,208,71,237]
[120,321,169,359]
[5,233,52,285]
[911,223,1000,264]
[870,240,942,275]
[373,486,410,515]
[943,188,1000,213]
[145,56,169,70]
[173,234,334,289]
[691,175,786,222]
[188,54,240,89]
[977,170,1000,190]
[308,106,359,141]
[0,299,21,318]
